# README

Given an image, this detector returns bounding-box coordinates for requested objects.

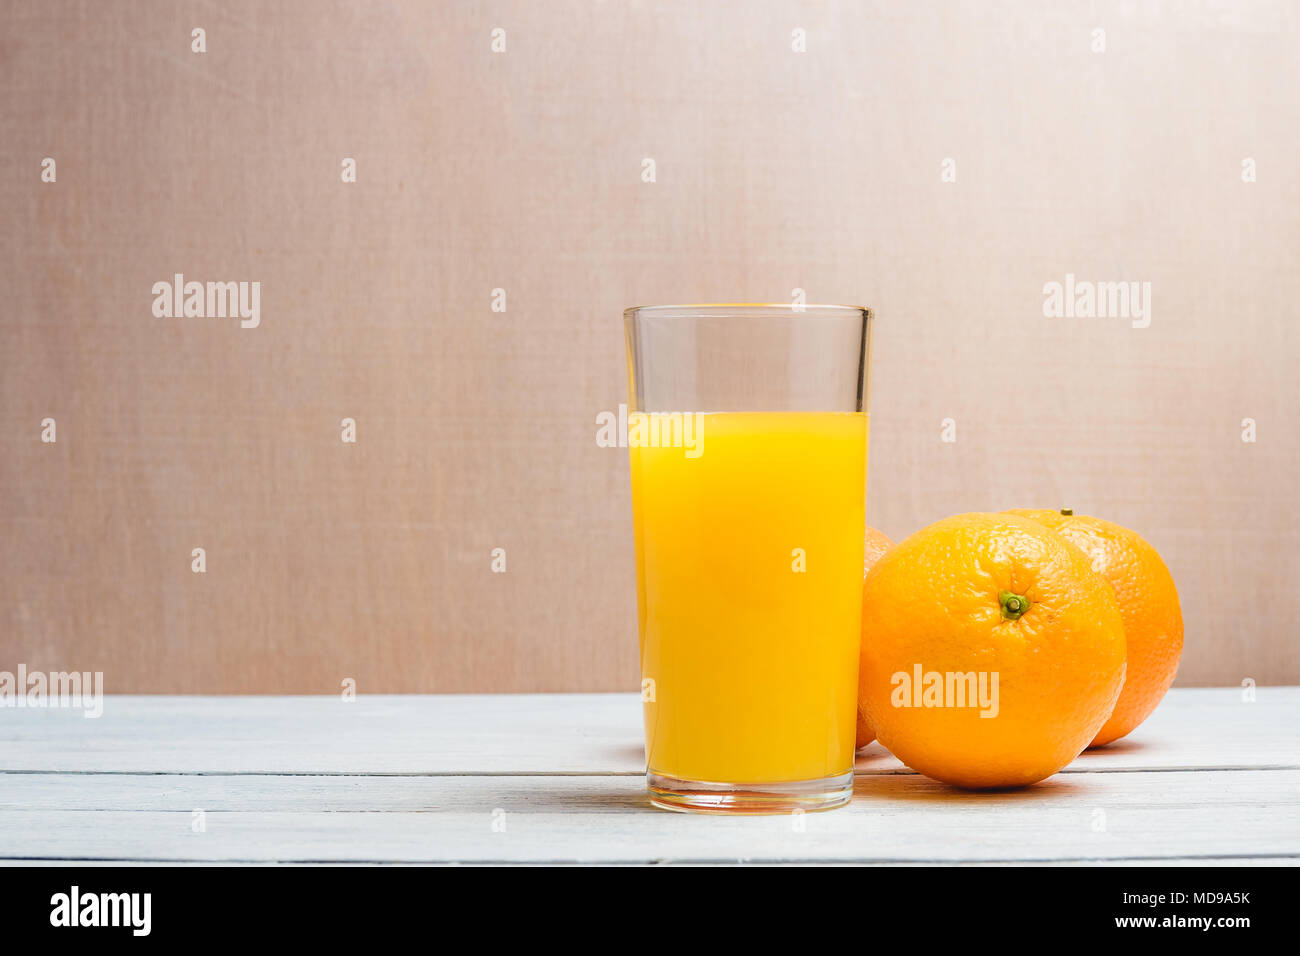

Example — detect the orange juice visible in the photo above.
[629,411,867,784]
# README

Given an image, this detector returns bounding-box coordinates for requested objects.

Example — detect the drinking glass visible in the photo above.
[624,303,872,813]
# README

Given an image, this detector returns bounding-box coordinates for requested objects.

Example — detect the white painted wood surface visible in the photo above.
[1,688,1296,864]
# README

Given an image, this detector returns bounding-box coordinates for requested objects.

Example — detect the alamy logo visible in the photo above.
[892,664,999,718]
[152,273,261,328]
[0,665,102,718]
[1042,273,1151,328]
[596,404,704,458]
[50,886,151,936]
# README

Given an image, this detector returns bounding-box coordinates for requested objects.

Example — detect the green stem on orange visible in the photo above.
[999,590,1030,621]
[1060,508,1073,516]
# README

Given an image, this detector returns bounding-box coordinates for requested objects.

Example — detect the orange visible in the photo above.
[860,513,1126,788]
[863,525,894,573]
[856,526,895,750]
[1007,509,1183,747]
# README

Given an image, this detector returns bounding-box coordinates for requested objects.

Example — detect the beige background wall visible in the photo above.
[2,1,1297,693]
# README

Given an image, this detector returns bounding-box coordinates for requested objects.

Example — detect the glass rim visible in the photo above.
[624,302,871,319]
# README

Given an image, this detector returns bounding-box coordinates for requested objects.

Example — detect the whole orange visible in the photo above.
[856,526,895,750]
[863,526,894,573]
[860,513,1126,788]
[1007,509,1183,747]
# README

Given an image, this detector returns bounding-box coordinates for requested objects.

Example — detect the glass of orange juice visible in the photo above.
[624,303,872,813]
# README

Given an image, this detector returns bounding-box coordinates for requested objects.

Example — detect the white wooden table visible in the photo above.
[1,688,1296,865]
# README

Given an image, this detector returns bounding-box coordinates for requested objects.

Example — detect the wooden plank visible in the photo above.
[1,688,1296,775]
[0,771,1295,864]
[0,693,644,775]
[858,685,1300,774]
[6,858,1294,867]
[1,768,1297,813]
